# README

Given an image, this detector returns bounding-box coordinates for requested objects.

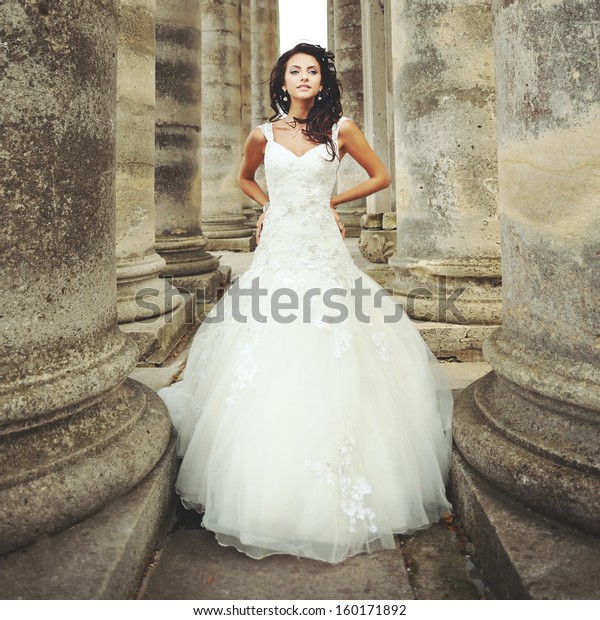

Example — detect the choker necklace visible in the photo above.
[284,116,306,139]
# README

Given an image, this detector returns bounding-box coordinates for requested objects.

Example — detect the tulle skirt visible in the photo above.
[157,267,453,564]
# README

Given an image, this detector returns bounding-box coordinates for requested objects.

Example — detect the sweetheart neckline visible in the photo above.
[268,140,325,160]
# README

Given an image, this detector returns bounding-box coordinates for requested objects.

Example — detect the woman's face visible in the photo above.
[283,52,322,101]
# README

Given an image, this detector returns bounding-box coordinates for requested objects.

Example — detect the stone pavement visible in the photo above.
[131,239,495,600]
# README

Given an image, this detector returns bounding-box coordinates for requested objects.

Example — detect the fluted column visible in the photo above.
[200,0,255,251]
[250,0,279,139]
[243,0,280,228]
[361,0,393,216]
[241,1,252,140]
[357,0,396,266]
[0,0,172,591]
[452,0,600,598]
[329,0,367,237]
[387,0,502,329]
[155,0,223,319]
[240,0,253,227]
[116,0,190,362]
[327,0,335,52]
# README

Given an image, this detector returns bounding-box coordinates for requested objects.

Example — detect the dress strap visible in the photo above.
[258,122,273,142]
[332,116,350,143]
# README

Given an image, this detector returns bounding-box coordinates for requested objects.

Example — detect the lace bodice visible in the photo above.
[245,117,357,290]
[258,117,349,210]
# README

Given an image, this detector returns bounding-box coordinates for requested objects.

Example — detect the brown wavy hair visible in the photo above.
[269,43,343,161]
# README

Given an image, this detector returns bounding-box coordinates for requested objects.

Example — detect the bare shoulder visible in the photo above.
[248,126,267,145]
[338,118,362,138]
[337,119,367,154]
[244,126,268,159]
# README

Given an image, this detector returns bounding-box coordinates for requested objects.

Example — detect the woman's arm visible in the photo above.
[238,128,270,244]
[331,120,391,209]
[237,127,269,207]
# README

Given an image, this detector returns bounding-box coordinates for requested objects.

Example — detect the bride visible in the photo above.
[157,43,453,564]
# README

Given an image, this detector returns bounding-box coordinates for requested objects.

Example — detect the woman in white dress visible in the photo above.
[157,43,453,564]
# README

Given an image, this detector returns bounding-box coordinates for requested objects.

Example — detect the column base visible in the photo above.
[411,320,495,362]
[358,229,397,263]
[242,204,261,229]
[361,262,397,292]
[0,435,177,599]
[170,269,227,304]
[357,261,493,361]
[202,214,255,250]
[336,204,365,237]
[120,291,194,364]
[169,267,232,323]
[450,450,600,600]
[453,373,599,535]
[156,235,220,277]
[204,235,256,252]
[116,254,183,324]
[388,254,503,325]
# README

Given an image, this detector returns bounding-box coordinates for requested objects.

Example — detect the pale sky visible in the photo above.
[278,0,328,53]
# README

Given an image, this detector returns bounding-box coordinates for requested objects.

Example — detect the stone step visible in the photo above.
[137,506,490,600]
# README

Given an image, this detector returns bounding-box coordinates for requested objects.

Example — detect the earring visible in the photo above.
[317,91,323,100]
[282,90,288,102]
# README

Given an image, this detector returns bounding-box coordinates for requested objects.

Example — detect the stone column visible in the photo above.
[116,0,190,363]
[241,1,252,139]
[327,0,336,53]
[331,0,367,237]
[155,0,223,320]
[243,0,280,228]
[361,0,392,216]
[452,0,600,598]
[200,0,255,251]
[240,0,253,227]
[386,0,502,359]
[0,1,173,596]
[357,0,396,266]
[250,0,279,133]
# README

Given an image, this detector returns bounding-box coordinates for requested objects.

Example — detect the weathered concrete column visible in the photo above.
[155,0,223,320]
[357,0,396,267]
[452,0,600,598]
[250,0,279,140]
[200,0,255,251]
[331,0,367,237]
[242,0,280,228]
[0,1,173,596]
[387,1,501,332]
[327,0,335,52]
[240,0,253,227]
[240,1,252,141]
[116,0,191,363]
[361,0,393,216]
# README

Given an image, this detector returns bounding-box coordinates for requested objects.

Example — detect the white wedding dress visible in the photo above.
[157,117,453,564]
